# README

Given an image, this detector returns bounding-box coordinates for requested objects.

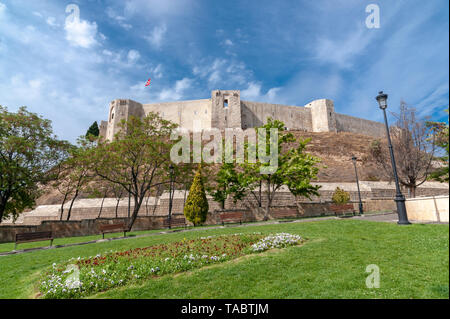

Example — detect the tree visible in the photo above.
[184,164,209,226]
[332,187,350,204]
[0,106,70,223]
[206,162,243,209]
[62,137,96,220]
[92,112,178,231]
[282,138,321,214]
[227,118,321,219]
[370,101,437,197]
[426,108,449,183]
[86,121,99,139]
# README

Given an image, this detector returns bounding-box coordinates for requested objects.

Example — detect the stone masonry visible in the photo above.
[99,90,386,140]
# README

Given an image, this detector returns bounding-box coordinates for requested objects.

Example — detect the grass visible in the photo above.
[0,219,448,299]
[0,226,209,253]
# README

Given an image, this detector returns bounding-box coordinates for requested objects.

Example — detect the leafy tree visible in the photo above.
[227,118,321,219]
[426,108,449,183]
[86,121,99,139]
[206,162,244,210]
[282,138,321,214]
[92,112,178,231]
[59,136,96,220]
[370,101,438,197]
[0,106,70,223]
[184,164,209,226]
[332,187,350,204]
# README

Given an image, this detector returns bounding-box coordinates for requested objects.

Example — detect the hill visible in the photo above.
[34,131,387,206]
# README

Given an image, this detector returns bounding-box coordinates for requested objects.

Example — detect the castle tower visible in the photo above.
[305,99,337,133]
[211,90,242,130]
[104,99,144,141]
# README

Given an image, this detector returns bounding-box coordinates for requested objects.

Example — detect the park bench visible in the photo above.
[98,223,127,239]
[163,217,187,229]
[272,209,298,220]
[219,212,243,226]
[15,231,53,250]
[330,204,355,218]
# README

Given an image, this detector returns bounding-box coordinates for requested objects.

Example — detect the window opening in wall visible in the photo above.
[194,110,197,115]
[111,113,114,120]
[224,99,228,108]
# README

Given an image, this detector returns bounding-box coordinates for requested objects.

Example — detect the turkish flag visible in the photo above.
[145,78,151,86]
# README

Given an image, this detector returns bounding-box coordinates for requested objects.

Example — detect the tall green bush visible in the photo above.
[331,187,350,204]
[184,165,209,226]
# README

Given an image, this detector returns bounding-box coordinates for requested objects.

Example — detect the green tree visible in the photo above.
[0,105,70,223]
[332,187,350,204]
[228,118,321,219]
[426,108,449,183]
[86,121,99,139]
[92,112,178,231]
[184,164,209,226]
[206,162,245,209]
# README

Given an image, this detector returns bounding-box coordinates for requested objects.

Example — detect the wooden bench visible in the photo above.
[330,204,355,218]
[98,223,127,239]
[15,231,53,250]
[272,209,298,220]
[163,217,187,229]
[219,212,243,226]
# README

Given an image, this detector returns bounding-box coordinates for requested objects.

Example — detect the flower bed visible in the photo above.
[39,232,303,298]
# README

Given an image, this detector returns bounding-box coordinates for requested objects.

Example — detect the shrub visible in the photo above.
[184,164,209,226]
[332,187,350,204]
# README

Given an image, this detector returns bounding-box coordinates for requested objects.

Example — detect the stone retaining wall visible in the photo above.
[0,201,366,243]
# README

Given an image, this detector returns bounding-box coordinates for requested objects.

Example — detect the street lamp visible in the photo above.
[351,156,364,215]
[167,164,175,229]
[376,91,411,225]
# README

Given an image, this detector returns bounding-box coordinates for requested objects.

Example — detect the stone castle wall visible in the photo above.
[143,99,212,131]
[240,100,312,130]
[335,113,385,138]
[100,90,388,141]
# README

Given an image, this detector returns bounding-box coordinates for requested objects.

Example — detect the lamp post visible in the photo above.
[168,164,175,229]
[376,91,411,225]
[351,156,364,215]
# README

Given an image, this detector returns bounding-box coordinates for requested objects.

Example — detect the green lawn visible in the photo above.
[0,219,448,299]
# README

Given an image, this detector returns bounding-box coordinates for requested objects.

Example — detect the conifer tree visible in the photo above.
[184,164,209,226]
[86,121,99,138]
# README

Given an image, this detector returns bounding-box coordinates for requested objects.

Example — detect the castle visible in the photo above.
[99,90,386,140]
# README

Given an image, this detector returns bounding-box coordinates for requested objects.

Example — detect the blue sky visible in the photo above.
[0,0,448,142]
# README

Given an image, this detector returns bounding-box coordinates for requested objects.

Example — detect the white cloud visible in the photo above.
[46,17,59,27]
[106,7,132,30]
[64,17,98,48]
[127,49,140,64]
[124,0,193,18]
[158,77,192,101]
[32,11,43,18]
[152,64,163,79]
[314,27,374,69]
[145,24,167,48]
[241,82,281,102]
[193,58,252,88]
[224,39,233,46]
